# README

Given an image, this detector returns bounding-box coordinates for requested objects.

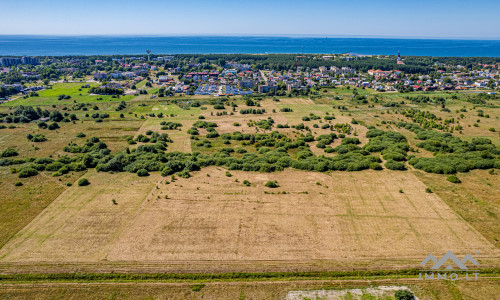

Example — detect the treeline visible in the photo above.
[182,54,500,74]
[89,87,123,95]
[0,86,20,98]
[0,106,76,125]
[1,106,50,123]
[0,68,61,84]
[172,54,433,73]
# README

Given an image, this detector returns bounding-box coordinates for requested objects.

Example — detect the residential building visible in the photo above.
[93,72,108,79]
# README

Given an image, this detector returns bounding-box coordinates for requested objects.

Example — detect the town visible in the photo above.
[1,53,499,101]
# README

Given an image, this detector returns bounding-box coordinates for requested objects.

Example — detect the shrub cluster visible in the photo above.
[116,101,127,111]
[26,134,47,142]
[1,106,50,123]
[408,130,499,174]
[316,133,337,149]
[240,109,265,114]
[160,121,182,130]
[89,87,124,95]
[1,148,19,157]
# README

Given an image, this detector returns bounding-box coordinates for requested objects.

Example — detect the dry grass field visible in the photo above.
[0,167,85,249]
[1,167,497,271]
[415,169,500,248]
[1,84,500,298]
[0,278,499,300]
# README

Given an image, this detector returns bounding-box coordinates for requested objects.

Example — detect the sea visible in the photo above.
[0,35,499,57]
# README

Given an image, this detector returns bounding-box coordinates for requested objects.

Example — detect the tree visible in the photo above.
[49,110,63,122]
[37,121,47,129]
[48,122,60,130]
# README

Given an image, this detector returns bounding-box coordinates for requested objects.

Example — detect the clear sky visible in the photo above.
[2,0,500,38]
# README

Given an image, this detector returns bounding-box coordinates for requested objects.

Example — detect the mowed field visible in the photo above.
[1,83,135,107]
[0,167,497,271]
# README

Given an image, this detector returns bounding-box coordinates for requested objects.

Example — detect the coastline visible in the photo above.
[1,36,500,57]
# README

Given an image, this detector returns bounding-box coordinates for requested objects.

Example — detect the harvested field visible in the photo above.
[0,170,160,263]
[0,168,497,271]
[1,278,500,300]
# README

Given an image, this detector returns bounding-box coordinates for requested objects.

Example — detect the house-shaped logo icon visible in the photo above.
[421,251,479,270]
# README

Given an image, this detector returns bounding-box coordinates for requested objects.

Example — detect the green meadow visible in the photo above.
[1,83,134,107]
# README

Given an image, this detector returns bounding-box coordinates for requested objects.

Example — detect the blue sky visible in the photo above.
[2,0,500,38]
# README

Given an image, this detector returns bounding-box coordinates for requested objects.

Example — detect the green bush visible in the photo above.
[190,284,205,292]
[48,122,60,130]
[382,152,406,161]
[78,178,90,186]
[447,175,461,184]
[161,167,174,177]
[1,148,19,157]
[206,131,219,138]
[18,167,39,178]
[160,122,182,130]
[137,169,150,177]
[265,180,279,188]
[385,160,406,170]
[341,137,360,145]
[177,169,191,178]
[187,128,199,135]
[395,290,414,300]
[26,134,47,142]
[14,181,23,186]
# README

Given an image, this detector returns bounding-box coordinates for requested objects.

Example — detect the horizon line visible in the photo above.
[1,33,500,40]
